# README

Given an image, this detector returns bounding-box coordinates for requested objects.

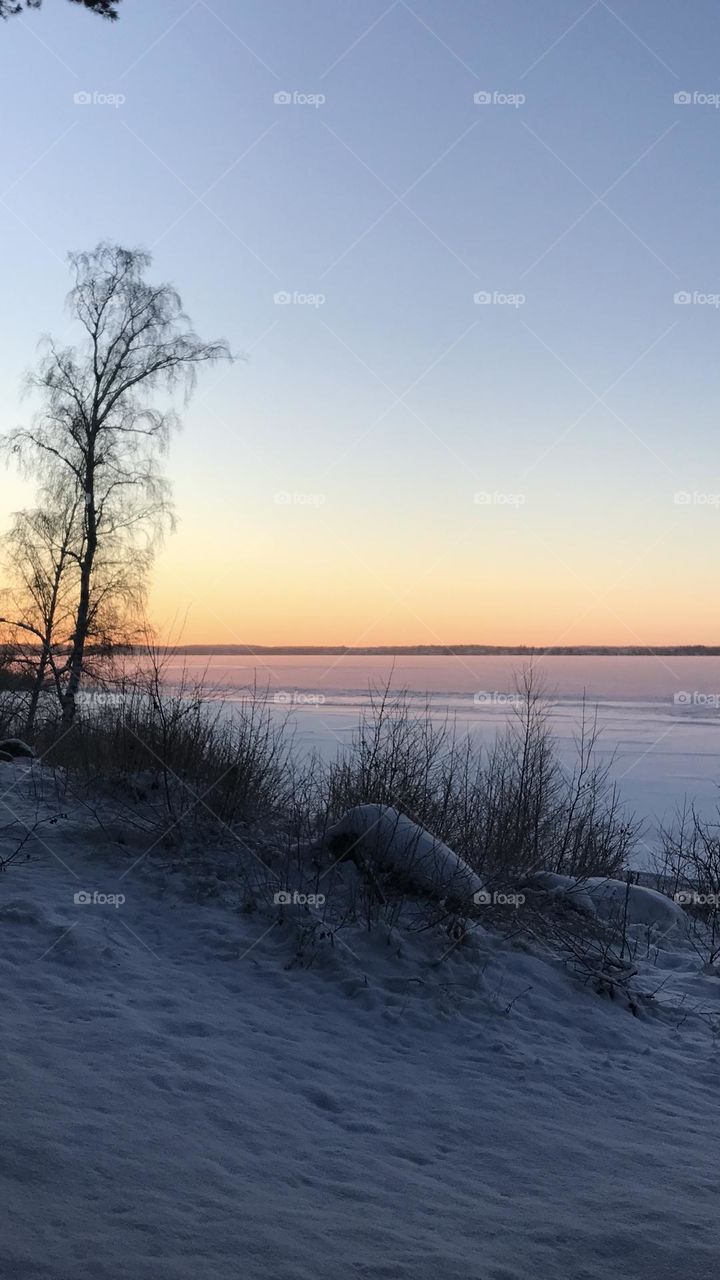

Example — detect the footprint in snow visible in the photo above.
[304,1087,345,1114]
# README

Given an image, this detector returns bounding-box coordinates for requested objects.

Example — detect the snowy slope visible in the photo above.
[1,762,719,1280]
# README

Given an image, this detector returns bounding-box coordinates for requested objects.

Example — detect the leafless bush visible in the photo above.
[36,649,291,835]
[0,685,29,740]
[0,646,33,693]
[317,670,638,884]
[655,803,720,965]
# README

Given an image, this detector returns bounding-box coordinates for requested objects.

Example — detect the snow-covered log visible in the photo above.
[326,804,484,902]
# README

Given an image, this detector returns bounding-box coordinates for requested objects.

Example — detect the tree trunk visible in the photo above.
[62,488,97,726]
[26,550,67,736]
[25,648,48,736]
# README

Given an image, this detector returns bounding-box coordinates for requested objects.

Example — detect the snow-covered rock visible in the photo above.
[326,804,484,901]
[0,738,35,759]
[532,872,685,933]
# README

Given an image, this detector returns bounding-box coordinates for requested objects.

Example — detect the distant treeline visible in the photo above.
[108,644,720,657]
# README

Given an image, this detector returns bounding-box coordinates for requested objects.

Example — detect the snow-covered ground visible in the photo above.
[2,759,720,1280]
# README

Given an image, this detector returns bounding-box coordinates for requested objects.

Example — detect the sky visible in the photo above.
[0,0,719,647]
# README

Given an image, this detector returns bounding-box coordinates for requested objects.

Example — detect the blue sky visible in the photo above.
[1,0,719,644]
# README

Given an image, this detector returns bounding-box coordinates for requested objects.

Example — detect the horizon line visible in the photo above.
[134,643,720,656]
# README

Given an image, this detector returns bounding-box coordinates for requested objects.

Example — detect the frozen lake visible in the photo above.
[161,653,720,857]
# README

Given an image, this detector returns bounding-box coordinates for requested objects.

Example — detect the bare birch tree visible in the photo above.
[0,1,120,20]
[3,242,230,724]
[0,486,80,732]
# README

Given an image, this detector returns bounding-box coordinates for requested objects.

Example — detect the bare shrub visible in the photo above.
[0,653,30,738]
[317,670,638,884]
[37,648,291,835]
[655,803,720,965]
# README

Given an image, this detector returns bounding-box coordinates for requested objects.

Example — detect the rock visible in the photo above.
[0,738,35,759]
[531,871,686,933]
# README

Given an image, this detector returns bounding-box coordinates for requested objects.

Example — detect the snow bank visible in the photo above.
[532,872,686,933]
[3,774,720,1279]
[326,804,484,901]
